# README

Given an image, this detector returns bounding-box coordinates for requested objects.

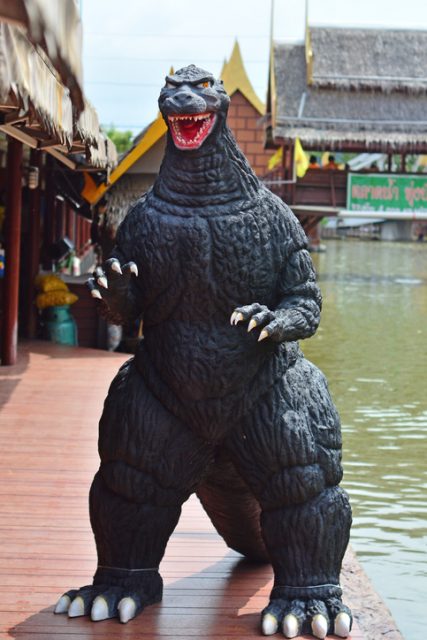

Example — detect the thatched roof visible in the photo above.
[0,22,74,146]
[310,27,427,94]
[0,15,117,170]
[271,30,427,152]
[1,0,84,111]
[105,174,156,232]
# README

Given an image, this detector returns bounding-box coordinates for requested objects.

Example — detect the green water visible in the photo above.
[302,240,427,640]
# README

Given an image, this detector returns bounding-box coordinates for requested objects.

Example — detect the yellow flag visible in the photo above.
[267,147,283,171]
[294,137,309,178]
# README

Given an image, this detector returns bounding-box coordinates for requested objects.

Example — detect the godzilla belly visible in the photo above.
[143,321,272,401]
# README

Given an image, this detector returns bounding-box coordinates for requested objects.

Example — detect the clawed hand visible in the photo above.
[230,303,282,342]
[87,258,139,302]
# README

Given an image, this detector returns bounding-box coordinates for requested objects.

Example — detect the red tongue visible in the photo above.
[178,119,202,141]
[180,121,200,135]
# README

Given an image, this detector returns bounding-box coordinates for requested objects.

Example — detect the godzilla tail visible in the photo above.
[196,451,269,563]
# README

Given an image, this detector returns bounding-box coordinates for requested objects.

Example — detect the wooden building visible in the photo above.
[0,1,117,364]
[265,25,427,236]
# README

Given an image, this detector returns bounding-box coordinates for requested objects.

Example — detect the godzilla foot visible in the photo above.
[54,570,163,623]
[261,598,352,639]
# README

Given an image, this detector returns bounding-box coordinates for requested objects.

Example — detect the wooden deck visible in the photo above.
[0,341,364,640]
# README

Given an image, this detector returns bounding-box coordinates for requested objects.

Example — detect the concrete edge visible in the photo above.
[342,546,404,640]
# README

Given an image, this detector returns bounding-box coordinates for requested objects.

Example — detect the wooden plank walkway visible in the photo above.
[0,341,364,640]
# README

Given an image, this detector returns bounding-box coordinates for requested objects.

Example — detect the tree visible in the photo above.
[104,126,134,154]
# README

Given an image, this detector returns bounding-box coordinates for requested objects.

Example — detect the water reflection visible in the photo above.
[302,240,427,640]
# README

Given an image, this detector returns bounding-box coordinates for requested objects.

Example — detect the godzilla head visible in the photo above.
[158,64,230,151]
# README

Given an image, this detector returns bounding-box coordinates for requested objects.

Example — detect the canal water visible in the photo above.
[302,240,427,640]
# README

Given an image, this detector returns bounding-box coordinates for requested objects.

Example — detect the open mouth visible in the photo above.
[168,112,216,150]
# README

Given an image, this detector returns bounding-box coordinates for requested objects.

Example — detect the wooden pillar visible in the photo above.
[83,218,90,249]
[66,206,75,244]
[55,198,64,241]
[76,215,82,255]
[1,138,23,365]
[42,155,56,269]
[65,204,72,239]
[23,149,42,339]
[401,153,406,173]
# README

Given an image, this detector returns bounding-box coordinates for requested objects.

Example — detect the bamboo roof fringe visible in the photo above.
[270,26,427,152]
[0,22,74,146]
[4,0,84,112]
[0,1,118,171]
[87,133,119,171]
[75,99,102,149]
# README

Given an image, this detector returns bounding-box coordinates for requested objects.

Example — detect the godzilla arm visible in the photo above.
[273,219,322,341]
[231,208,322,343]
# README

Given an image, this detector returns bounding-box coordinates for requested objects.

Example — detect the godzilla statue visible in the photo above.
[55,65,353,639]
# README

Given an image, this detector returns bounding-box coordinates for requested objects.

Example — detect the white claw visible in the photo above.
[258,329,269,342]
[230,311,237,325]
[68,596,85,618]
[247,318,258,332]
[97,276,108,289]
[261,613,278,635]
[54,595,71,614]
[334,612,351,638]
[91,289,102,299]
[311,614,328,639]
[111,260,122,274]
[129,263,139,276]
[282,614,299,638]
[234,312,244,325]
[91,596,109,621]
[118,597,137,624]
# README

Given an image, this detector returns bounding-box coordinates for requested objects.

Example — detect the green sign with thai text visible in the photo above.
[347,173,427,212]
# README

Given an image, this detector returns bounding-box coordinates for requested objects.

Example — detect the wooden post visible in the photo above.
[1,138,23,365]
[65,204,72,239]
[42,155,56,270]
[55,197,66,241]
[23,149,42,339]
[76,215,82,255]
[66,205,76,243]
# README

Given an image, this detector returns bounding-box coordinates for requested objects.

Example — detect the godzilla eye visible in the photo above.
[196,81,210,89]
[165,81,175,89]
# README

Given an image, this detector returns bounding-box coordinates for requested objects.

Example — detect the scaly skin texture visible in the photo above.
[59,66,353,637]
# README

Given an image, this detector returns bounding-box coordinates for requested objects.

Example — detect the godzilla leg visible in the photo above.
[227,357,352,638]
[197,448,268,562]
[55,358,214,623]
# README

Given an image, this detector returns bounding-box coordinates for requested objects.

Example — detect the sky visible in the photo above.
[81,0,427,135]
